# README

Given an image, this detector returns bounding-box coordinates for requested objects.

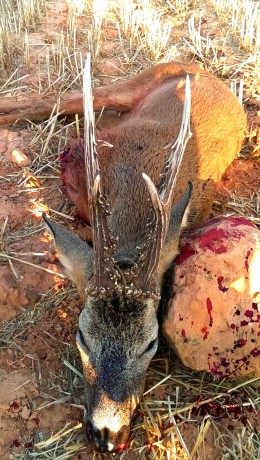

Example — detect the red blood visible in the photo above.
[181,329,188,343]
[240,320,248,327]
[244,249,252,272]
[175,243,195,265]
[116,443,127,451]
[24,441,33,449]
[201,326,209,340]
[228,216,255,228]
[196,395,202,405]
[10,401,20,410]
[210,366,224,376]
[208,402,218,409]
[206,298,213,326]
[199,228,228,254]
[250,348,260,357]
[217,275,228,292]
[32,417,40,426]
[179,314,184,321]
[245,310,254,319]
[220,357,229,368]
[240,415,249,426]
[11,439,20,448]
[234,338,247,349]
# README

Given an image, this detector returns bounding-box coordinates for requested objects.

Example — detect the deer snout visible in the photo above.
[86,420,130,453]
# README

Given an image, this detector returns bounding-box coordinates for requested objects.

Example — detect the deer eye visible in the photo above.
[144,338,158,355]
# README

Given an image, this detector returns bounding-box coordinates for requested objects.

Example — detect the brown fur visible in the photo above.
[49,62,246,452]
[62,61,246,245]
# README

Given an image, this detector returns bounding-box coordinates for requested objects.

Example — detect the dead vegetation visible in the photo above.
[0,0,259,459]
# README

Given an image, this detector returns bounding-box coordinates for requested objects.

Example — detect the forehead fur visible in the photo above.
[80,294,158,341]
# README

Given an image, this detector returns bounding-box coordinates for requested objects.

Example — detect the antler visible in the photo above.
[83,54,120,296]
[84,56,191,299]
[137,75,192,296]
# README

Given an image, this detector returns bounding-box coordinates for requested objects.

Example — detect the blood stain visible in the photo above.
[201,326,209,340]
[217,275,228,292]
[234,338,247,349]
[245,310,254,319]
[181,329,188,343]
[10,401,20,410]
[250,348,260,357]
[11,439,20,448]
[206,298,213,326]
[175,243,195,265]
[240,320,248,327]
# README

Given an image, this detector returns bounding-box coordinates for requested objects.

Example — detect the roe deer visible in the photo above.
[43,58,246,453]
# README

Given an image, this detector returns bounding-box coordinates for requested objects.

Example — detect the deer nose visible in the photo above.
[86,420,129,453]
[86,420,115,452]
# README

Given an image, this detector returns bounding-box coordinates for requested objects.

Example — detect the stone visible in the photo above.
[21,405,31,420]
[101,58,122,75]
[10,149,31,166]
[26,419,36,430]
[162,216,260,377]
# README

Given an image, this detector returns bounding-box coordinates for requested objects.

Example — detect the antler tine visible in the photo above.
[139,76,192,292]
[83,54,98,189]
[160,75,192,206]
[83,54,119,295]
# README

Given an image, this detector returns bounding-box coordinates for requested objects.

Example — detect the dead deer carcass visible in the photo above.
[44,59,246,453]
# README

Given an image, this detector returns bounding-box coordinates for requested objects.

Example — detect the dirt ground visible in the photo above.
[0,1,259,459]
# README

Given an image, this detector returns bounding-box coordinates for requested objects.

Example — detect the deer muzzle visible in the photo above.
[85,393,137,452]
[86,419,131,453]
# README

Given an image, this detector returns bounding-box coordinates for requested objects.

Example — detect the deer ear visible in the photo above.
[167,181,193,240]
[157,182,192,283]
[42,214,93,299]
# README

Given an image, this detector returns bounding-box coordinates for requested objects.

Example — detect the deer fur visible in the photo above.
[44,60,246,453]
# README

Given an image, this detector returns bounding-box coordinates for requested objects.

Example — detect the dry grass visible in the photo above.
[7,325,260,459]
[213,191,260,227]
[0,0,45,74]
[0,0,259,459]
[211,0,260,59]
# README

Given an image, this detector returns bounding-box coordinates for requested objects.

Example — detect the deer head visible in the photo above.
[43,56,192,452]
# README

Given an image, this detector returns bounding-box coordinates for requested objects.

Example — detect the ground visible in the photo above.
[0,1,259,459]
